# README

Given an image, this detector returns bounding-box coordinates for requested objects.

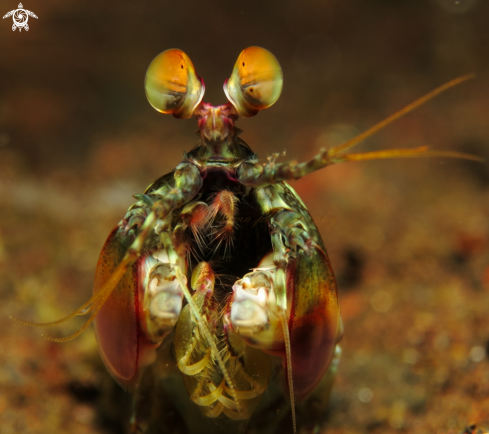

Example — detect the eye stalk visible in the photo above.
[224,47,283,118]
[145,49,205,119]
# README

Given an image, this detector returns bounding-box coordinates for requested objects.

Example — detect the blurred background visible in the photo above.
[1,0,489,433]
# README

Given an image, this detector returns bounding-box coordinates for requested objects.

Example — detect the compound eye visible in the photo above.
[224,47,283,117]
[145,49,205,119]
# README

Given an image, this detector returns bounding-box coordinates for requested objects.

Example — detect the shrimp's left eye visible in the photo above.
[224,46,283,117]
[145,49,205,119]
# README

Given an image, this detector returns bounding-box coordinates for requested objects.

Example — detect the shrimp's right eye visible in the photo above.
[145,49,205,119]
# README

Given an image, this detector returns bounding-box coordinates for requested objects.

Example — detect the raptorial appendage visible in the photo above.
[88,162,206,388]
[226,267,280,345]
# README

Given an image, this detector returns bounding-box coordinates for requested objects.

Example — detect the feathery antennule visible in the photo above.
[187,202,210,255]
[206,191,239,257]
[207,191,239,228]
[201,194,221,230]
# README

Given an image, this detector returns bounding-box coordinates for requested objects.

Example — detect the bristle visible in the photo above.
[204,191,239,257]
[206,191,239,228]
[218,191,238,226]
[190,223,207,257]
[189,204,210,253]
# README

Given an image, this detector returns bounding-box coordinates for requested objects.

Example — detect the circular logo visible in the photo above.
[13,9,27,26]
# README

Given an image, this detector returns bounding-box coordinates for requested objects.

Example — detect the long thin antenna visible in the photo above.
[238,74,481,189]
[328,74,475,157]
[279,310,297,434]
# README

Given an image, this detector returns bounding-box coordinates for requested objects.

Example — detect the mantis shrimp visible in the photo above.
[14,47,480,434]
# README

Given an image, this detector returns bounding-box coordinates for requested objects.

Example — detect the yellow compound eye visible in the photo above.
[224,47,283,117]
[145,49,205,119]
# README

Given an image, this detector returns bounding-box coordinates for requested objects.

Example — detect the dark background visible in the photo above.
[1,0,489,433]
